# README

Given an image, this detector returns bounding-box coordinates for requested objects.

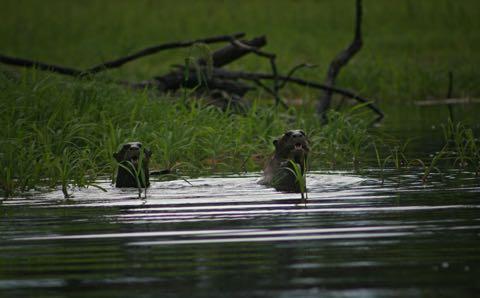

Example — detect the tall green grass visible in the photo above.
[0,66,387,197]
[1,70,479,198]
[442,119,480,175]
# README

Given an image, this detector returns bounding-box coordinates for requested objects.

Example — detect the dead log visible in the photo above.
[86,32,246,75]
[201,36,267,67]
[0,53,83,77]
[227,38,282,106]
[317,0,363,118]
[0,29,383,120]
[129,64,383,121]
[414,98,480,106]
[0,32,248,77]
[206,68,384,121]
[154,36,267,92]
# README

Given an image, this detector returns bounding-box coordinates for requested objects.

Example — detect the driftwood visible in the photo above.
[0,33,247,77]
[0,53,83,77]
[152,36,267,93]
[86,33,246,75]
[182,67,384,120]
[0,1,383,120]
[414,98,480,106]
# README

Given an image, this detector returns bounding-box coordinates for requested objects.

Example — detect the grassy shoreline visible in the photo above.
[1,1,480,197]
[1,72,478,198]
[0,71,373,197]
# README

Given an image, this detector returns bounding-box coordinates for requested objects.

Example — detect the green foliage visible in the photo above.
[0,69,386,198]
[285,160,308,201]
[442,119,480,174]
[1,1,479,101]
[311,108,371,169]
[116,153,148,199]
[1,70,479,198]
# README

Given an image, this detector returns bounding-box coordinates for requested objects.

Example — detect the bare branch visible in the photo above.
[229,39,282,106]
[208,68,383,121]
[251,79,289,109]
[0,54,83,76]
[85,32,246,75]
[200,36,267,68]
[278,63,317,90]
[317,0,363,117]
[0,33,248,78]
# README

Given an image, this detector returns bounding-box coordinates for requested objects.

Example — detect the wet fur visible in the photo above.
[260,130,310,192]
[113,142,151,188]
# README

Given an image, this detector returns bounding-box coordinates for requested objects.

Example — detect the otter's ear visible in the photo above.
[273,139,279,148]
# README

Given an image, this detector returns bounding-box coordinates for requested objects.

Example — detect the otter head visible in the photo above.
[113,142,151,167]
[113,142,152,188]
[273,130,309,164]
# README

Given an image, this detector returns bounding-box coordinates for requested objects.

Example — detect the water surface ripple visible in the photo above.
[1,171,479,297]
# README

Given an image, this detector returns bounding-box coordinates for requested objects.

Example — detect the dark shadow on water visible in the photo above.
[1,170,479,297]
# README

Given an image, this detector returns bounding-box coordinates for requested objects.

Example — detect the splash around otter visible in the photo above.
[259,130,310,192]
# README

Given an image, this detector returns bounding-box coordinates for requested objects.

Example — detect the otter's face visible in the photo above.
[274,130,309,162]
[113,142,151,166]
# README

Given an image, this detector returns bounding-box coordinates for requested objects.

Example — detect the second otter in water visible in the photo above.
[260,130,310,192]
[113,142,151,188]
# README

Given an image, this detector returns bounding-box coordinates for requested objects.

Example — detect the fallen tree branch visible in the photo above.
[154,36,267,92]
[229,38,282,106]
[207,68,383,121]
[85,32,246,75]
[123,65,382,121]
[251,79,289,109]
[317,0,363,117]
[414,98,480,106]
[0,32,248,78]
[0,53,83,77]
[0,28,382,120]
[200,35,267,67]
[278,63,317,90]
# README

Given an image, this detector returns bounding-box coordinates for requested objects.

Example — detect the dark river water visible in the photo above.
[1,170,479,297]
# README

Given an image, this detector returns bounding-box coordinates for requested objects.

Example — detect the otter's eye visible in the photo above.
[285,131,293,137]
[300,130,306,136]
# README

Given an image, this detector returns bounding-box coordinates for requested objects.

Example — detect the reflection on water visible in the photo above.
[1,171,479,297]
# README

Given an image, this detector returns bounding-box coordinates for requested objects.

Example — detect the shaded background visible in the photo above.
[2,0,479,101]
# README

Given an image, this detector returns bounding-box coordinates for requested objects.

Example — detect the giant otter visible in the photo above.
[113,142,151,188]
[260,130,310,192]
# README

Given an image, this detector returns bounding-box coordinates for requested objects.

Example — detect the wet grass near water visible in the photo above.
[0,1,479,198]
[1,72,479,198]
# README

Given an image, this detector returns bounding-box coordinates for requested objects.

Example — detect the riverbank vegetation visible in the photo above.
[1,72,478,198]
[1,1,480,198]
